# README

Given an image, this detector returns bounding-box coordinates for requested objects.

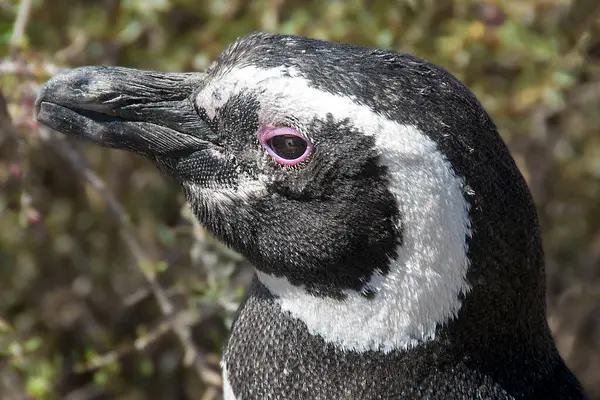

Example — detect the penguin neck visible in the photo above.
[224,278,469,398]
[223,278,568,399]
[253,261,469,354]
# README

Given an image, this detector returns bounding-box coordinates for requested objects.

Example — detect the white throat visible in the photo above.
[198,65,472,353]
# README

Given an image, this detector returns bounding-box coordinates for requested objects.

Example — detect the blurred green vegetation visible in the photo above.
[0,0,599,399]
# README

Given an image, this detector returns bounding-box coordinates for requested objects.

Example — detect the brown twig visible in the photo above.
[0,90,24,212]
[9,0,33,55]
[123,284,184,308]
[73,308,217,377]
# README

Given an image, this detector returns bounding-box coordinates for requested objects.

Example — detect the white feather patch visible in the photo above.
[221,362,238,400]
[198,66,472,353]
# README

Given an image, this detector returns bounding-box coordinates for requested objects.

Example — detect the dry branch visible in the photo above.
[4,0,222,388]
[2,86,222,388]
[9,0,33,54]
[39,126,222,386]
[73,308,217,378]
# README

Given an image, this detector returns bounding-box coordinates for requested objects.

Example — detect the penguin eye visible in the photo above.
[268,135,307,159]
[259,127,312,166]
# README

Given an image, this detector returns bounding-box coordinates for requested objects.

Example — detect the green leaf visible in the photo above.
[23,336,42,352]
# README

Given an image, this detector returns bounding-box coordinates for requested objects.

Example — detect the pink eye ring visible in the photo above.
[258,127,312,166]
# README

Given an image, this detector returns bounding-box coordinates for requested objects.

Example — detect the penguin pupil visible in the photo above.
[269,135,307,159]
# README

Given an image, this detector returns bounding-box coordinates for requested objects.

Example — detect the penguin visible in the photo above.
[36,32,586,399]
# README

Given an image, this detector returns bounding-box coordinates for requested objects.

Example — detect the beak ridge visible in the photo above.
[36,66,213,158]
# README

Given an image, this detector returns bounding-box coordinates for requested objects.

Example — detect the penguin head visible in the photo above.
[36,32,547,353]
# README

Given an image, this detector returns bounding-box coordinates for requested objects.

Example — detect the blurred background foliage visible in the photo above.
[0,0,599,398]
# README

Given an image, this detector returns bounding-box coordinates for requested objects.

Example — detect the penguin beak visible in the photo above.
[36,66,213,159]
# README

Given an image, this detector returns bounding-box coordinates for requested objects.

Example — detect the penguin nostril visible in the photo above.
[258,126,312,166]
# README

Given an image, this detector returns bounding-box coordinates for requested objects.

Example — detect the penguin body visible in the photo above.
[36,32,586,399]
